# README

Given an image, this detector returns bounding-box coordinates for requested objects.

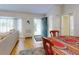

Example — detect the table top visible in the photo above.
[46,36,79,55]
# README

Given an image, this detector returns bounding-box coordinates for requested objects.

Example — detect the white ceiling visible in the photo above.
[0,4,53,14]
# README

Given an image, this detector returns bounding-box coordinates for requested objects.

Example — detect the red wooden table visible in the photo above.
[43,36,79,55]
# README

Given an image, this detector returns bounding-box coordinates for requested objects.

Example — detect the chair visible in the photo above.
[50,30,59,37]
[42,37,54,55]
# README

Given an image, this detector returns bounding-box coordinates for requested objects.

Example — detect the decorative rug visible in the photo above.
[19,47,45,55]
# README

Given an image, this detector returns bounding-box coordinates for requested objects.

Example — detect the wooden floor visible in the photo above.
[11,37,34,55]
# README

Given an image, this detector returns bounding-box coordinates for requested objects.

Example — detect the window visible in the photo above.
[34,19,42,35]
[17,19,22,33]
[70,16,74,36]
[0,17,15,33]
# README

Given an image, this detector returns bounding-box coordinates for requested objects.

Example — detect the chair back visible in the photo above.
[50,30,59,37]
[42,37,54,55]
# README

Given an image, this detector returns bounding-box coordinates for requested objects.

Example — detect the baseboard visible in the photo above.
[25,37,32,39]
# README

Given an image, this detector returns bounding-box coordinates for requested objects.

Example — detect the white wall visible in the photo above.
[46,4,79,37]
[0,11,44,38]
[63,4,79,36]
[46,5,61,37]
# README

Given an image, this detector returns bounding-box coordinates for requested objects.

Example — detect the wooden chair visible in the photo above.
[50,30,59,37]
[42,37,54,55]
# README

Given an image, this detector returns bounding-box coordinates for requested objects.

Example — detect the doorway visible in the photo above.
[61,15,74,36]
[34,17,48,37]
[33,17,48,42]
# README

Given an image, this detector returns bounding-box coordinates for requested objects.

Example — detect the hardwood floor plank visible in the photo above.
[11,37,34,55]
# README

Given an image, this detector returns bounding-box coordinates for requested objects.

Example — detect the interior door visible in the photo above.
[61,15,70,36]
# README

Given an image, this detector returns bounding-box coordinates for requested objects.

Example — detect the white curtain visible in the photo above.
[0,18,15,33]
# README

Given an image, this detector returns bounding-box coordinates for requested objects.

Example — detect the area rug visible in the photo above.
[19,47,45,55]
